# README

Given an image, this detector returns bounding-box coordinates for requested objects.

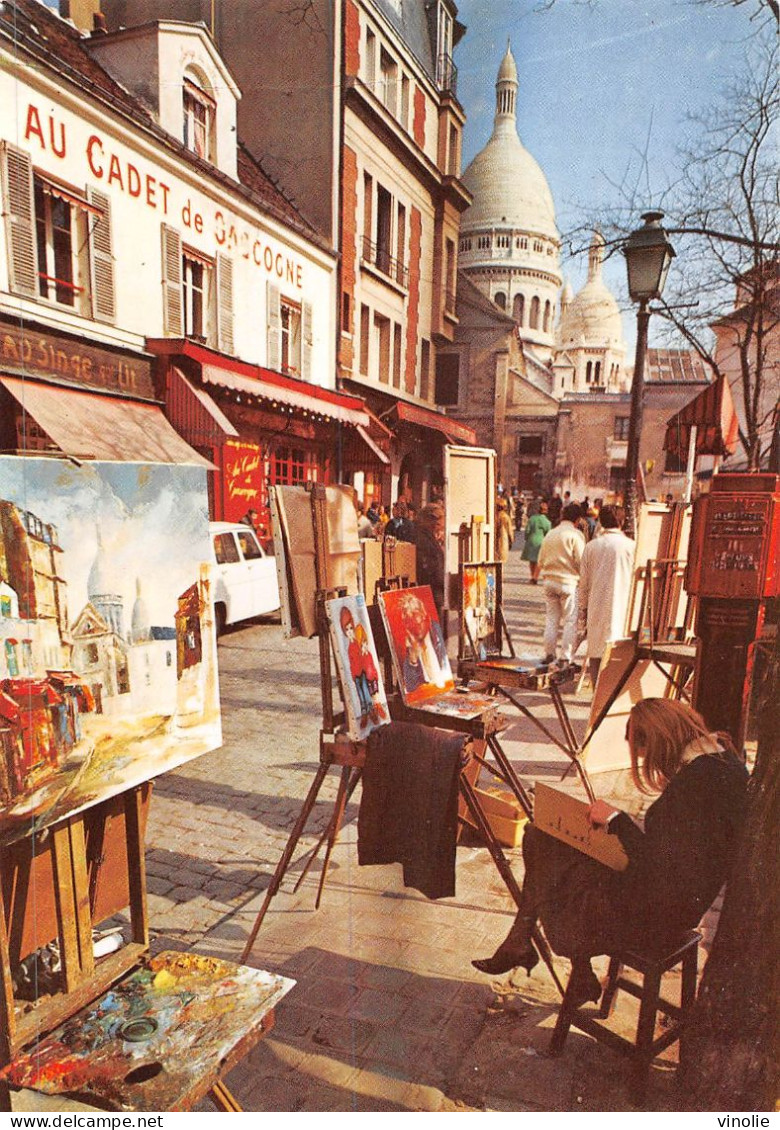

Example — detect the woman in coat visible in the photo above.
[472,699,748,1006]
[520,501,550,583]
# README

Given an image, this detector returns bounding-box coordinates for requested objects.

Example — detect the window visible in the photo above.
[614,416,630,440]
[594,360,602,384]
[281,299,302,375]
[396,203,406,281]
[214,533,240,564]
[376,185,392,274]
[586,360,593,383]
[543,300,551,332]
[183,75,214,161]
[4,640,18,678]
[518,435,545,456]
[435,353,459,406]
[342,291,351,334]
[182,249,213,343]
[374,313,391,383]
[513,293,525,323]
[496,234,511,249]
[494,291,507,310]
[401,74,410,127]
[360,304,370,374]
[436,2,455,92]
[237,530,263,560]
[533,240,543,253]
[459,236,472,253]
[365,28,376,86]
[517,237,528,250]
[378,48,397,114]
[530,296,540,329]
[448,123,459,175]
[420,338,431,400]
[271,446,319,486]
[393,322,402,388]
[34,180,86,308]
[266,283,312,377]
[477,235,491,250]
[445,238,456,314]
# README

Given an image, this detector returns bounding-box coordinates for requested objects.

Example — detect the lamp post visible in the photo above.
[622,211,676,538]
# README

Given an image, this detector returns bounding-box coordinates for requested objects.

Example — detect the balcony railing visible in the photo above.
[437,52,458,96]
[361,236,408,288]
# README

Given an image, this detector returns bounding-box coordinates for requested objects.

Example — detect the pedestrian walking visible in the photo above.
[577,505,636,688]
[536,502,585,664]
[521,502,550,583]
[496,497,514,563]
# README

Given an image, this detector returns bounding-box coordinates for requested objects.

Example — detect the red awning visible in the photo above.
[167,367,239,448]
[664,374,740,458]
[387,400,477,445]
[2,376,213,466]
[201,364,369,427]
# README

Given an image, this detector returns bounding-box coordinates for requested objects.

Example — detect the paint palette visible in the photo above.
[2,951,295,1111]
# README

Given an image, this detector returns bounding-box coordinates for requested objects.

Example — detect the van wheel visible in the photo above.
[214,604,227,637]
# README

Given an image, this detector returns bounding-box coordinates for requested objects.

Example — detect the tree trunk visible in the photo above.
[678,628,779,1109]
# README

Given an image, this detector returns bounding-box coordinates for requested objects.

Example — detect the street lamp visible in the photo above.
[622,211,676,538]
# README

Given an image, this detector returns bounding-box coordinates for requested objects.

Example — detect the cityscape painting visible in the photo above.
[0,456,221,844]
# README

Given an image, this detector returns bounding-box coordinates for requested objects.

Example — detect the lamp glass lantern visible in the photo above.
[623,210,676,303]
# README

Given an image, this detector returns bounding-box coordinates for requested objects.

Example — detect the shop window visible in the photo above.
[271,446,320,487]
[614,416,630,440]
[183,73,215,161]
[435,353,459,406]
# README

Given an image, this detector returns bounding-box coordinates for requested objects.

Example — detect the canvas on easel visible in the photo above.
[378,585,496,720]
[325,594,389,740]
[461,561,500,659]
[581,637,674,774]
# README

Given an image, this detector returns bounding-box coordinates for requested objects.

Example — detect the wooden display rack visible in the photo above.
[0,786,290,1112]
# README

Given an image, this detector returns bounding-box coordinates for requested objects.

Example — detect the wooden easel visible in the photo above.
[0,786,288,1112]
[456,559,596,803]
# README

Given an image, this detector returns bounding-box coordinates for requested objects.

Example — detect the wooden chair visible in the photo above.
[548,930,701,1105]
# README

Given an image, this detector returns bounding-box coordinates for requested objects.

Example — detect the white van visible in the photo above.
[210,522,280,634]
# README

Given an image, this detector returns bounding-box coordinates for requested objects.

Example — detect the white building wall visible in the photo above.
[0,52,336,388]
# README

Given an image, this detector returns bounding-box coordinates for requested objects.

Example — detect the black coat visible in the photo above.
[531,753,748,957]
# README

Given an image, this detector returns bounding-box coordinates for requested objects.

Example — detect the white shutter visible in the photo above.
[301,300,313,381]
[161,224,183,336]
[0,142,37,296]
[216,253,234,354]
[267,281,281,371]
[87,186,116,323]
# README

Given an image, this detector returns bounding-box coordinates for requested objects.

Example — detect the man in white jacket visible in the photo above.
[537,502,586,664]
[577,505,636,687]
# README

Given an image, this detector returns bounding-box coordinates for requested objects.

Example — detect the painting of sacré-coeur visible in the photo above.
[325,593,389,740]
[0,456,221,845]
[378,586,453,705]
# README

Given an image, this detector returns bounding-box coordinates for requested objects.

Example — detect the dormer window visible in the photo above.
[183,74,215,161]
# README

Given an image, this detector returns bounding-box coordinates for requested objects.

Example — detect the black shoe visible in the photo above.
[566,965,602,1008]
[472,943,539,977]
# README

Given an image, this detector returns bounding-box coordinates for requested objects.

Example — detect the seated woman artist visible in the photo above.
[472,699,749,1006]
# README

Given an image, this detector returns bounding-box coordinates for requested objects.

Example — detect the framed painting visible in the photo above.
[378,586,454,705]
[325,594,389,740]
[0,457,221,844]
[460,561,501,659]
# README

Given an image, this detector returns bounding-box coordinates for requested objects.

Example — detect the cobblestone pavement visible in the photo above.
[16,537,716,1114]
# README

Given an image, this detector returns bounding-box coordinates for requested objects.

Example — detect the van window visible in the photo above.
[237,530,263,560]
[214,533,240,564]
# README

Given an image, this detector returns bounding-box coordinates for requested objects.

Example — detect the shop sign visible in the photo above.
[221,440,266,522]
[0,320,153,398]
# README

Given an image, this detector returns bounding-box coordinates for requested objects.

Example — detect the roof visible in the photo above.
[1,0,322,246]
[455,271,516,324]
[645,349,714,384]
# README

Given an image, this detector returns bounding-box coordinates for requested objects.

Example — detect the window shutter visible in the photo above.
[161,224,183,336]
[301,300,313,381]
[216,253,234,354]
[267,281,281,371]
[0,142,37,296]
[87,187,116,323]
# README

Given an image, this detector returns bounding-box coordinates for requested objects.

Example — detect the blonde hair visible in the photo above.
[628,698,732,793]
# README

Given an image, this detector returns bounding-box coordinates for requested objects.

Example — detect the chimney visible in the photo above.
[92,11,108,34]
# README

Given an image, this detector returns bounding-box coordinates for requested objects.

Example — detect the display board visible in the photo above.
[0,457,221,845]
[443,445,496,610]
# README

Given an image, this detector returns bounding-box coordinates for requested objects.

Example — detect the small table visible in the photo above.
[3,952,295,1112]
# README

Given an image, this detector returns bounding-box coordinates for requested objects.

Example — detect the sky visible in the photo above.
[453,0,766,332]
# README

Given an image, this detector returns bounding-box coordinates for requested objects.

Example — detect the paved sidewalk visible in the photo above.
[15,538,715,1113]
